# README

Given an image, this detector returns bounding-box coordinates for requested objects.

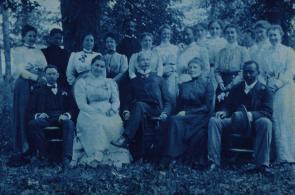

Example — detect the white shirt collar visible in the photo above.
[244,80,257,94]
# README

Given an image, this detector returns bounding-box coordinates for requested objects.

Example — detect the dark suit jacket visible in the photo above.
[29,85,74,120]
[42,45,69,88]
[225,81,273,121]
[117,36,141,62]
[124,73,172,115]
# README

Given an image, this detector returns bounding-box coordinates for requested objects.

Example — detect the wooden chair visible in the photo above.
[43,126,63,163]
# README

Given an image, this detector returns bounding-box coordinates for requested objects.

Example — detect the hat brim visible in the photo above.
[237,104,252,137]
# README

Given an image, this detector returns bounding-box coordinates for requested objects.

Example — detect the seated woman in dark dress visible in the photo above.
[160,57,214,167]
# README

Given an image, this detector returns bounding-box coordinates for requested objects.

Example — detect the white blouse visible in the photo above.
[177,42,210,75]
[260,44,295,86]
[66,50,100,85]
[153,43,179,64]
[206,37,227,65]
[12,46,47,80]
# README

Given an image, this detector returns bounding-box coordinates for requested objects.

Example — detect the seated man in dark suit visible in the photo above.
[208,60,273,174]
[112,51,172,150]
[28,65,74,166]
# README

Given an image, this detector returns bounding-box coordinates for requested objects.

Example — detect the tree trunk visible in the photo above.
[2,3,11,81]
[60,0,103,52]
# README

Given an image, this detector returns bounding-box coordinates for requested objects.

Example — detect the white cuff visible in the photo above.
[64,112,71,120]
[34,113,41,119]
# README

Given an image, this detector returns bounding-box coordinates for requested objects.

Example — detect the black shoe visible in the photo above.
[111,136,129,149]
[6,154,31,167]
[245,165,273,176]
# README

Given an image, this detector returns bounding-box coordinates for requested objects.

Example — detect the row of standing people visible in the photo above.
[11,19,295,168]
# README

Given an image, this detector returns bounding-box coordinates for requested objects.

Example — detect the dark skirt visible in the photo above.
[160,113,209,162]
[12,77,31,153]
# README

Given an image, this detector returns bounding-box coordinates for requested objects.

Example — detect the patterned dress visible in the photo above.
[72,74,131,167]
[66,50,100,86]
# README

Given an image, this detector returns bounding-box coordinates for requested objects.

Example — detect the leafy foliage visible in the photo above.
[100,0,184,46]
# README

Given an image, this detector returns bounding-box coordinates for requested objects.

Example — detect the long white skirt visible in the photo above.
[273,82,295,163]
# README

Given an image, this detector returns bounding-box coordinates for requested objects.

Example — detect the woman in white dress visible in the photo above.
[12,25,47,155]
[66,33,100,86]
[260,25,295,163]
[129,32,163,79]
[71,55,131,168]
[154,24,179,105]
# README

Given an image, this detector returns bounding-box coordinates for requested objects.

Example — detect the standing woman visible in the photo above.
[154,24,179,105]
[215,24,250,110]
[12,25,47,155]
[207,20,227,67]
[261,25,295,163]
[250,20,271,67]
[104,32,128,83]
[128,32,163,79]
[194,22,209,48]
[66,33,100,86]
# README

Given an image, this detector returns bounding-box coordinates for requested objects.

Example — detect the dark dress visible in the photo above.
[160,76,214,163]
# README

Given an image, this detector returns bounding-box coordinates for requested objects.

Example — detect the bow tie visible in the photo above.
[47,84,57,89]
[140,74,149,79]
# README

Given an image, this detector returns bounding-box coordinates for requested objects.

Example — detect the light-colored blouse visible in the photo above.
[104,52,128,81]
[12,46,47,80]
[154,43,179,64]
[215,43,250,84]
[128,49,163,79]
[177,42,210,75]
[66,50,100,85]
[206,37,227,65]
[260,44,295,86]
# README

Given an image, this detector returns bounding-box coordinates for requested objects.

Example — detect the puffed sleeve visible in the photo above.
[74,78,95,113]
[128,53,138,79]
[108,79,120,112]
[66,52,77,85]
[276,47,295,88]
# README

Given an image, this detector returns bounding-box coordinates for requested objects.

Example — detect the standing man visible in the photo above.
[208,61,273,174]
[42,28,70,89]
[117,18,141,62]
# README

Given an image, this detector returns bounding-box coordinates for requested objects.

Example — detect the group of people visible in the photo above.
[8,18,295,174]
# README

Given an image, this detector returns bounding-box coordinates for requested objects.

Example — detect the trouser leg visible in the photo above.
[208,117,231,166]
[60,119,74,159]
[253,117,272,167]
[124,102,157,140]
[28,118,50,158]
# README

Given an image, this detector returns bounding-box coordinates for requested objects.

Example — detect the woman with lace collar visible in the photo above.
[66,32,100,86]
